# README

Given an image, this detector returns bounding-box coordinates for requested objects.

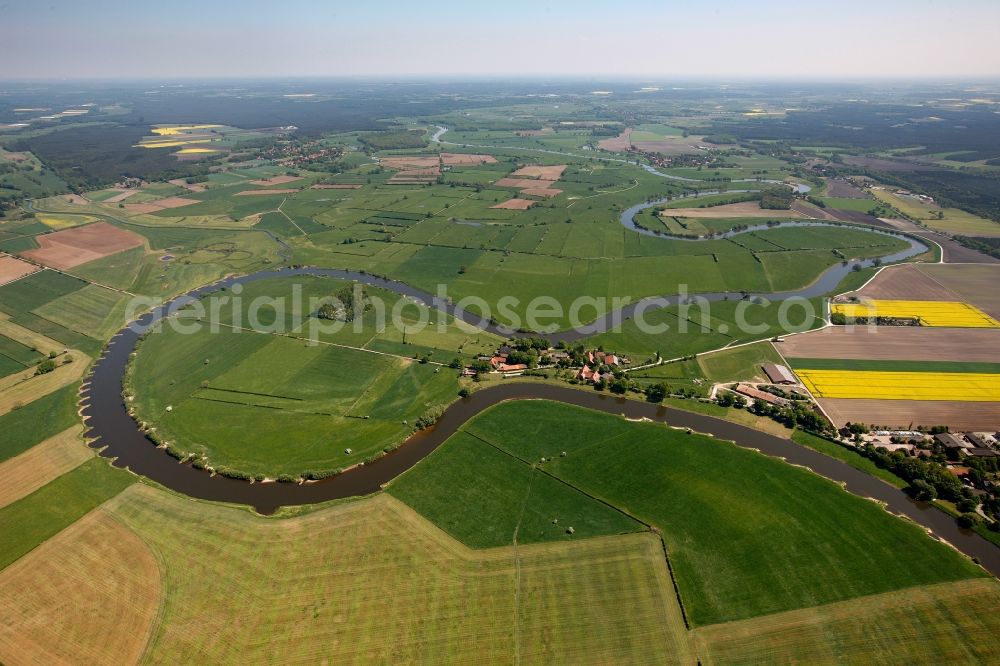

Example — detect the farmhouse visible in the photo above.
[577,366,607,384]
[762,363,797,385]
[734,384,790,406]
[934,433,971,450]
[965,448,1000,459]
[587,351,621,367]
[966,432,997,449]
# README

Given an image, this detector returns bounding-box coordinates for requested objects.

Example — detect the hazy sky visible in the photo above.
[4,0,1000,79]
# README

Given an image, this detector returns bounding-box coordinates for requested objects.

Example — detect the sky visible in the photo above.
[3,0,1000,80]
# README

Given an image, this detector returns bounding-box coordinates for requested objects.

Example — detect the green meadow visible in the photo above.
[390,401,985,627]
[126,276,491,477]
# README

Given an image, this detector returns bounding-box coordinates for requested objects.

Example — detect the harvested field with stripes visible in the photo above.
[509,164,566,180]
[831,299,1000,328]
[779,326,1000,363]
[491,198,534,210]
[0,256,37,285]
[248,175,302,186]
[0,425,89,509]
[19,486,688,665]
[441,152,497,165]
[692,579,1000,665]
[0,350,89,415]
[379,156,439,169]
[917,264,1000,320]
[232,188,299,196]
[0,509,163,666]
[850,264,956,301]
[18,221,144,270]
[842,263,1000,320]
[123,197,200,213]
[817,398,1000,431]
[495,177,558,189]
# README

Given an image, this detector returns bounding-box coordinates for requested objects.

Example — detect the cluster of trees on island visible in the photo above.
[315,284,371,323]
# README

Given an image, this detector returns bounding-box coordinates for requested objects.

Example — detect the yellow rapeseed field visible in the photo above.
[35,213,96,229]
[799,369,1000,401]
[135,139,214,149]
[176,147,220,154]
[151,124,222,136]
[831,299,1000,328]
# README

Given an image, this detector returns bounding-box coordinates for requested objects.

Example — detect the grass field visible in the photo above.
[390,400,984,627]
[0,314,63,355]
[35,212,99,229]
[0,458,135,570]
[798,368,1000,401]
[0,269,105,355]
[88,155,906,329]
[0,269,87,312]
[585,297,824,364]
[31,283,130,340]
[389,432,643,548]
[832,299,1000,327]
[128,277,477,476]
[0,382,81,462]
[3,108,1000,664]
[697,341,785,382]
[871,189,1000,237]
[0,425,90,509]
[692,578,1000,665]
[0,333,42,375]
[12,485,691,664]
[0,349,89,416]
[0,508,163,666]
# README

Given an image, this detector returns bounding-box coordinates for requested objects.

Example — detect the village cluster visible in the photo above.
[466,343,629,383]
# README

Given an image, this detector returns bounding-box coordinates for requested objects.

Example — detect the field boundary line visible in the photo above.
[912,265,970,301]
[463,430,651,528]
[276,198,308,236]
[103,508,170,664]
[657,535,692,630]
[206,321,447,366]
[509,466,538,666]
[1,250,136,297]
[464,429,694,634]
